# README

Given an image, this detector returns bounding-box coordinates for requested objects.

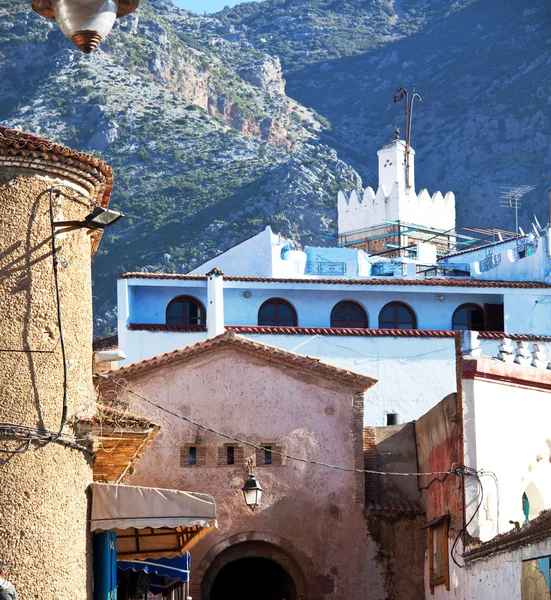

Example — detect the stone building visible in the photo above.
[0,127,217,600]
[97,331,380,600]
[0,127,113,598]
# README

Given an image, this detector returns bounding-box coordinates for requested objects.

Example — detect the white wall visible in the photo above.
[190,226,278,277]
[444,231,551,284]
[464,538,551,600]
[338,140,455,237]
[463,375,551,541]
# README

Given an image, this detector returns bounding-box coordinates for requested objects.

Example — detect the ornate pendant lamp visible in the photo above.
[31,0,139,53]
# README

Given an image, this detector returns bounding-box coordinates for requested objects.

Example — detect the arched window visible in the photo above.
[258,299,297,327]
[452,304,485,331]
[330,301,368,329]
[378,302,417,330]
[166,296,205,325]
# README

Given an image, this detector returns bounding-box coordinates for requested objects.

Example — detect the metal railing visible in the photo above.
[417,263,470,277]
[304,261,348,276]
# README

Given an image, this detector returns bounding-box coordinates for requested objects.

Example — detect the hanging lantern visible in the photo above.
[241,473,263,512]
[31,0,139,53]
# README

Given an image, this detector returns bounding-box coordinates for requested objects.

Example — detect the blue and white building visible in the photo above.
[116,137,551,425]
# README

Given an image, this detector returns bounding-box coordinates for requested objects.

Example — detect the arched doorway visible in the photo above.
[211,556,297,600]
[201,540,307,600]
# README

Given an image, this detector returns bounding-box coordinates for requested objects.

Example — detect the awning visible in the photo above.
[117,554,190,583]
[90,483,217,560]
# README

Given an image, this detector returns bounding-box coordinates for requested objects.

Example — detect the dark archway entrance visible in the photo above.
[211,557,297,600]
[200,540,308,600]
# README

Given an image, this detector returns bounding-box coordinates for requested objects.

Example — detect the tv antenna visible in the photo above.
[393,86,422,189]
[500,185,535,245]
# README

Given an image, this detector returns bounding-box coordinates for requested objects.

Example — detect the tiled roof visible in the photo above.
[78,405,160,483]
[119,272,551,289]
[441,236,523,259]
[127,324,551,342]
[229,326,458,337]
[80,404,159,430]
[0,127,114,255]
[93,334,119,351]
[128,323,206,333]
[366,501,425,515]
[465,510,551,561]
[121,272,208,280]
[102,331,377,390]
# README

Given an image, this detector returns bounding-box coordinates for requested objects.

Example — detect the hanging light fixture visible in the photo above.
[54,204,124,230]
[241,473,263,512]
[31,0,139,53]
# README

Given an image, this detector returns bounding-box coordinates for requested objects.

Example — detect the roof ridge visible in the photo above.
[102,331,377,389]
[118,272,551,288]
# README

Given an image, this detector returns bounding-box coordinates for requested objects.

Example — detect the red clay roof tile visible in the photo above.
[119,272,551,289]
[101,330,377,390]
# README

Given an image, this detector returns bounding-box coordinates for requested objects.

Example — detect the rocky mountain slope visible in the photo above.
[220,0,551,230]
[0,0,549,333]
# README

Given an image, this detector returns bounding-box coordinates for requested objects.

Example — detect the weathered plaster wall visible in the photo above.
[365,424,420,504]
[367,514,426,600]
[0,171,96,599]
[122,348,382,600]
[463,537,551,600]
[415,393,463,526]
[364,424,425,600]
[415,392,464,600]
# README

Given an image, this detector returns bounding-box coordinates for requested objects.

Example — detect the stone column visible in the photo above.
[0,127,113,599]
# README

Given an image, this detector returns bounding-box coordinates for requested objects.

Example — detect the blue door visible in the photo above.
[94,531,117,600]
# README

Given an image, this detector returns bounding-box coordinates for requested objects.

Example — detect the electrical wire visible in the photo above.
[451,469,484,569]
[95,373,462,478]
[49,186,69,442]
[0,185,92,455]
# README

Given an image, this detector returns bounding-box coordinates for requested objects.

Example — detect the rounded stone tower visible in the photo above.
[0,127,113,599]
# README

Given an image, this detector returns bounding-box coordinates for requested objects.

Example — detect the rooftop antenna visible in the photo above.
[499,185,535,246]
[393,86,422,189]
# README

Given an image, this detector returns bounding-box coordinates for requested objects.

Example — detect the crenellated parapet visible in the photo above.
[338,184,455,238]
[337,138,456,255]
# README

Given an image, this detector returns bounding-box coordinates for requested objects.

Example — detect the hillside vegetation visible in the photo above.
[0,0,548,332]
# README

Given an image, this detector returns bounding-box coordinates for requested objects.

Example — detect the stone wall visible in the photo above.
[0,129,112,600]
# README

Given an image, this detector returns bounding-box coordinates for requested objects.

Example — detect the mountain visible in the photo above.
[0,0,549,333]
[220,0,551,229]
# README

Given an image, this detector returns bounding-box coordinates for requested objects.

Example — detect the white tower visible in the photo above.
[377,138,415,196]
[337,136,455,249]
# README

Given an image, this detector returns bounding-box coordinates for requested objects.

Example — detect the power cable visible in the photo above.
[0,185,92,455]
[451,469,484,568]
[49,186,69,442]
[95,373,464,478]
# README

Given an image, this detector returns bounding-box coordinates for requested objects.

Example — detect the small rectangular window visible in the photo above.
[189,447,197,466]
[386,413,398,426]
[227,446,235,465]
[264,446,272,465]
[428,518,449,592]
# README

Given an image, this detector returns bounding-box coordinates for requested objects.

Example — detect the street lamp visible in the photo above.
[55,205,124,230]
[241,473,263,512]
[31,0,139,53]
